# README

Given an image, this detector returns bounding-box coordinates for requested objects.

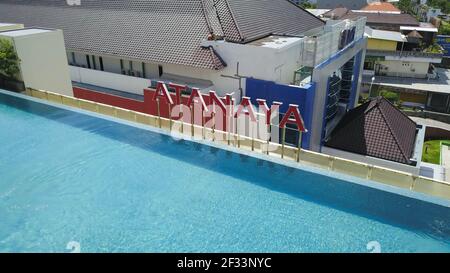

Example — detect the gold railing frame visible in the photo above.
[24,88,450,201]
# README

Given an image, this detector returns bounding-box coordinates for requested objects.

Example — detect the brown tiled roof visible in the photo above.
[361,2,401,12]
[325,97,418,165]
[341,11,420,27]
[407,30,423,39]
[0,0,324,70]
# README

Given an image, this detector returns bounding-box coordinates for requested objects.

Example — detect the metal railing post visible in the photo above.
[281,126,286,159]
[156,99,161,128]
[297,131,302,162]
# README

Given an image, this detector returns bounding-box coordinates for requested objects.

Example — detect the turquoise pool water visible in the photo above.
[0,91,450,253]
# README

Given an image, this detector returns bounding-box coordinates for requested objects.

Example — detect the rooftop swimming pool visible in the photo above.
[0,90,450,253]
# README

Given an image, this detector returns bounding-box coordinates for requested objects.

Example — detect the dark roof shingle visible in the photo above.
[325,97,418,165]
[0,0,324,69]
[341,11,420,27]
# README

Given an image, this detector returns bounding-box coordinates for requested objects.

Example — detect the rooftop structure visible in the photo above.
[360,1,401,13]
[0,27,72,96]
[341,11,420,30]
[400,23,439,34]
[0,0,324,71]
[325,97,419,165]
[364,26,406,42]
[317,0,369,10]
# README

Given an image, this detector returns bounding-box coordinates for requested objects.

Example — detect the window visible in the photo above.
[92,56,97,70]
[71,52,76,65]
[142,62,146,78]
[428,93,449,112]
[129,61,133,71]
[364,61,374,70]
[158,65,163,77]
[99,57,104,71]
[120,59,125,74]
[86,55,91,69]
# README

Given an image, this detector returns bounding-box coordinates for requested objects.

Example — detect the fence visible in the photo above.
[24,88,450,201]
[299,17,366,68]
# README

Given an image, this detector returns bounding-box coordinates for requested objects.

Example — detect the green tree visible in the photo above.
[397,0,413,13]
[0,38,20,80]
[439,21,450,35]
[427,0,450,14]
[298,0,316,9]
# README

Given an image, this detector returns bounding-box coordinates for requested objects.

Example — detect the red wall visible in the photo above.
[73,86,227,130]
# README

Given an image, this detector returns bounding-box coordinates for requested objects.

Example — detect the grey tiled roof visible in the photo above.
[0,0,324,70]
[325,97,418,165]
[226,0,325,41]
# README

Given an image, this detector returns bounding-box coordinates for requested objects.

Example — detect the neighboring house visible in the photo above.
[426,8,443,22]
[317,0,369,10]
[360,1,401,13]
[323,7,439,44]
[322,7,352,20]
[364,26,442,79]
[322,7,423,31]
[0,0,325,97]
[341,11,421,31]
[416,5,444,22]
[323,97,424,175]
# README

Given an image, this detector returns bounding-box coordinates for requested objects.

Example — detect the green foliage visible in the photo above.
[0,38,20,80]
[427,0,450,14]
[298,0,316,9]
[439,21,450,35]
[379,90,399,103]
[424,43,444,53]
[397,0,413,13]
[422,140,447,164]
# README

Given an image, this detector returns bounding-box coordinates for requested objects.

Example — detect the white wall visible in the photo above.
[70,66,151,95]
[65,37,307,99]
[377,60,430,78]
[200,39,304,97]
[3,29,73,96]
[101,56,122,74]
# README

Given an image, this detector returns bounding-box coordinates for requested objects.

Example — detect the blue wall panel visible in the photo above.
[437,35,450,58]
[245,78,315,149]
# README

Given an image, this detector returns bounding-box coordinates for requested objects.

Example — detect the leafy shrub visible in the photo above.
[379,90,399,103]
[0,38,20,80]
